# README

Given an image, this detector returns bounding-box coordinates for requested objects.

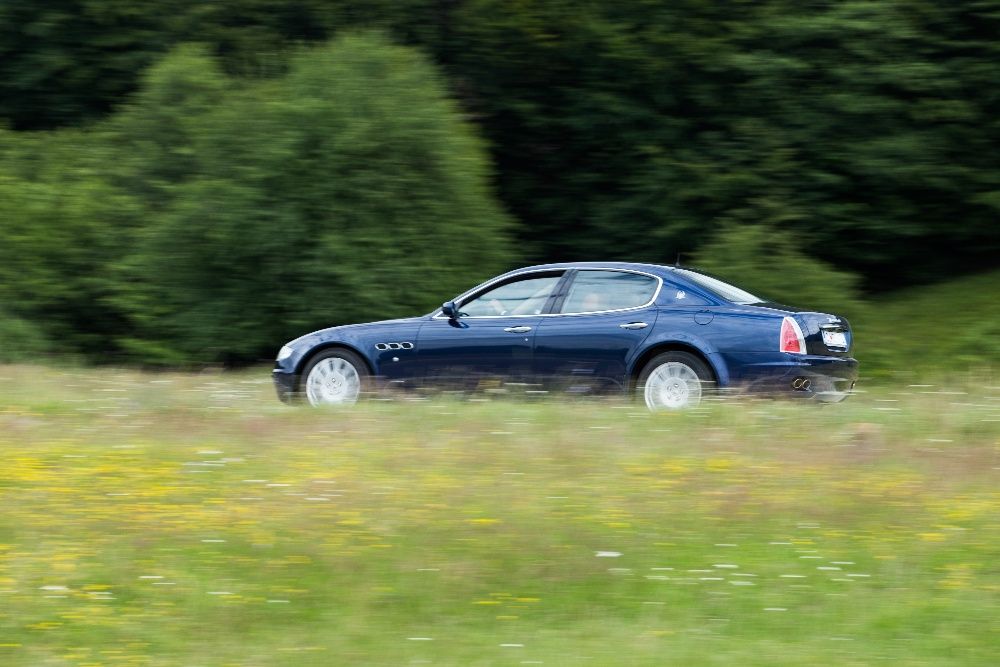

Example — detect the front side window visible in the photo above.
[460,273,563,317]
[560,270,658,314]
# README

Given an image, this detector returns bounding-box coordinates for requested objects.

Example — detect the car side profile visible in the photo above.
[273,262,859,409]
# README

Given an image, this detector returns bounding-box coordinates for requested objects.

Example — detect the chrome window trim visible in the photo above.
[431,267,663,320]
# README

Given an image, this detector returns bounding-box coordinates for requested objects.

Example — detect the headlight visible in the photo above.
[276,345,294,362]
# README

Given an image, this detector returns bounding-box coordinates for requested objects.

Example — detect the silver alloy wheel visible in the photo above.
[305,357,362,406]
[643,361,703,410]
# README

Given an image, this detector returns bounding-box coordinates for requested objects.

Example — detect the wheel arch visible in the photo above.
[629,341,727,391]
[295,342,375,387]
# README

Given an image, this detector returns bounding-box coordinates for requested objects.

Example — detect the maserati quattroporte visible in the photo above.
[273,263,858,409]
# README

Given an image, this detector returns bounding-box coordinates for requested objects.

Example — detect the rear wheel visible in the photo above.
[637,351,714,410]
[301,349,369,407]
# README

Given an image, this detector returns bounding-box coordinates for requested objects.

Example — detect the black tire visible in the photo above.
[300,348,371,407]
[636,351,715,410]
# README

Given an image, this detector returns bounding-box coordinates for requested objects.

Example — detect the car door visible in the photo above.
[417,271,565,390]
[532,269,660,393]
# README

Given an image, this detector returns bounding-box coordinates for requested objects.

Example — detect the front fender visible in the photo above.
[275,316,426,377]
[293,335,374,375]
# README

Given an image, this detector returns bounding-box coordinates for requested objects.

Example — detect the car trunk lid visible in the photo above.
[795,312,853,357]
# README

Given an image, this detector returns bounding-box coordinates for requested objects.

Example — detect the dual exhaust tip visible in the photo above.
[791,377,811,391]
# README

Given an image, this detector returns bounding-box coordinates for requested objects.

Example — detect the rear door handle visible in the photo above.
[619,322,648,330]
[503,326,533,333]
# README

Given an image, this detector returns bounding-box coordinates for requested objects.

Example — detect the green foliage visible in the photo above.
[1,2,999,367]
[0,0,168,129]
[0,0,439,130]
[108,43,230,205]
[0,33,513,364]
[691,224,864,318]
[0,308,50,362]
[445,1,1000,286]
[4,1,999,290]
[855,270,1000,378]
[113,34,513,363]
[0,129,138,355]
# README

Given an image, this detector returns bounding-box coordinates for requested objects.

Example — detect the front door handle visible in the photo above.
[503,326,533,333]
[619,322,648,330]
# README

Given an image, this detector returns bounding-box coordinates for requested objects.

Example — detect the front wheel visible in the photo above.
[301,349,370,407]
[637,351,714,410]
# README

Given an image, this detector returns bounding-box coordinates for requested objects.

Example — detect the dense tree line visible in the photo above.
[1,1,998,363]
[0,34,512,363]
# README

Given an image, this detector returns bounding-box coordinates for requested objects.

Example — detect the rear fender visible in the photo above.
[630,331,730,387]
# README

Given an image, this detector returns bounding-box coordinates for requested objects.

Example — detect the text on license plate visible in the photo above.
[822,330,847,348]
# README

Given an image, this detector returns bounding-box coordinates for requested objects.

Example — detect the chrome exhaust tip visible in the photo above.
[791,377,811,391]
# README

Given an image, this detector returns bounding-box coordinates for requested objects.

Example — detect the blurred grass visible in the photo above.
[0,365,997,666]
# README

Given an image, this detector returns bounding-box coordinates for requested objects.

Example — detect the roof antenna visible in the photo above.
[675,252,682,267]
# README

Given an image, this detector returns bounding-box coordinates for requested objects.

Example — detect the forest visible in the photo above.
[1,1,998,367]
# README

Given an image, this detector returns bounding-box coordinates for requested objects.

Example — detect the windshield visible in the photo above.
[673,269,762,305]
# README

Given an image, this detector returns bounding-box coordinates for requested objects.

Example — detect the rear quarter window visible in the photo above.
[658,282,710,306]
[673,268,761,305]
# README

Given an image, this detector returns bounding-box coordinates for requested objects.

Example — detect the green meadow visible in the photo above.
[0,366,996,666]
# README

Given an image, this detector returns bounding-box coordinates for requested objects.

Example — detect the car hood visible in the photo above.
[288,316,425,346]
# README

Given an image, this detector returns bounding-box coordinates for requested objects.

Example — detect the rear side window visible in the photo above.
[560,270,659,314]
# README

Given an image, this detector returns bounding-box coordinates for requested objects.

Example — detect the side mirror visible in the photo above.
[441,301,460,319]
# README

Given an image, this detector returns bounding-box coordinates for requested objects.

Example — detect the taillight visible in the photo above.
[780,317,806,354]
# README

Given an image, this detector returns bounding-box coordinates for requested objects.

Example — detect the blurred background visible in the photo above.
[1,0,998,376]
[1,6,998,665]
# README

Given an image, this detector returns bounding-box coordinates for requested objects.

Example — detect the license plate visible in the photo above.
[822,330,847,348]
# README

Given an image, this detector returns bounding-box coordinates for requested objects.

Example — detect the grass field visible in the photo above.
[0,365,997,666]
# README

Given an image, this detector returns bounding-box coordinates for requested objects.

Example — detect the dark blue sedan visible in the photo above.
[273,262,858,409]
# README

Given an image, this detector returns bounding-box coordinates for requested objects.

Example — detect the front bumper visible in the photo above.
[273,369,300,404]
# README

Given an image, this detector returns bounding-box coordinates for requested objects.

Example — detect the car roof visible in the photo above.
[499,261,679,276]
[482,262,719,302]
[437,262,725,316]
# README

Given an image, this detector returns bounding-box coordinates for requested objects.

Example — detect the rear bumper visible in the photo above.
[273,369,299,404]
[737,354,859,402]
